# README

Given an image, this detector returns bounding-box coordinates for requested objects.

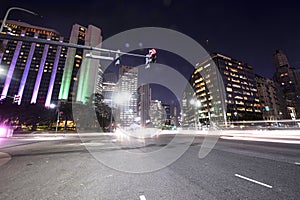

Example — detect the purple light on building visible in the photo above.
[45,40,63,107]
[17,34,37,104]
[0,38,23,100]
[31,36,50,104]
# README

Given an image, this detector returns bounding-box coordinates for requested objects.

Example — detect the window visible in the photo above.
[226,87,233,92]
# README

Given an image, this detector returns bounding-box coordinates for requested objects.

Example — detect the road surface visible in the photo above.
[0,133,299,200]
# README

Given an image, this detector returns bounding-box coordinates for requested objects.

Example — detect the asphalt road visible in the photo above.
[0,133,299,200]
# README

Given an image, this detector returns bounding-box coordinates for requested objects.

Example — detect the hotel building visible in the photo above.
[0,20,102,106]
[0,20,67,106]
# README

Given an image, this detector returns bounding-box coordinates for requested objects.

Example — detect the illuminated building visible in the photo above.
[58,24,102,104]
[192,53,262,123]
[162,103,171,125]
[117,66,138,126]
[255,74,285,120]
[149,100,165,127]
[0,20,67,106]
[0,20,103,107]
[273,50,300,119]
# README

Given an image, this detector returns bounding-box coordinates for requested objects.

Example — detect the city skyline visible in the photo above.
[1,0,299,79]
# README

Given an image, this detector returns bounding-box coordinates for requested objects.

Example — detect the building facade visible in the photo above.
[0,20,103,107]
[117,66,138,126]
[149,100,165,128]
[273,50,300,119]
[189,53,262,126]
[138,84,151,127]
[0,20,67,106]
[255,74,284,120]
[58,24,102,104]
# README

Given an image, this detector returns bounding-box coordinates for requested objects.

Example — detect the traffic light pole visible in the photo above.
[0,34,148,59]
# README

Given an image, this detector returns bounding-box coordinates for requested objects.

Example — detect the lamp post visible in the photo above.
[0,7,38,33]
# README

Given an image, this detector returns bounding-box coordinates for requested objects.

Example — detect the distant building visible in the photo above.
[162,103,171,125]
[273,50,300,119]
[102,70,117,106]
[0,20,67,106]
[171,102,179,127]
[189,53,262,125]
[138,84,151,127]
[117,66,138,126]
[149,100,165,127]
[255,74,286,120]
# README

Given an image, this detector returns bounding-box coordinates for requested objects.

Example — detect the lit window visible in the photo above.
[234,96,243,100]
[226,87,233,92]
[232,84,241,88]
[230,68,238,73]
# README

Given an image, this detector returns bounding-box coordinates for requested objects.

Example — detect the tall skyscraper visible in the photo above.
[273,50,300,119]
[58,24,102,104]
[0,20,67,106]
[117,66,138,126]
[138,84,151,127]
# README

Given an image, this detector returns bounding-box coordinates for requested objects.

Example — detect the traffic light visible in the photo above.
[13,95,20,104]
[145,48,157,69]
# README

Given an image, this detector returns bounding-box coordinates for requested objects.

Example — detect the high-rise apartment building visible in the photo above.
[0,20,67,106]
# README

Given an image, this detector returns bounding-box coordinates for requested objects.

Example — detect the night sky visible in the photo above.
[1,0,300,105]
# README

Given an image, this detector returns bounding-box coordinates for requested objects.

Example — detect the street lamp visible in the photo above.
[0,7,38,33]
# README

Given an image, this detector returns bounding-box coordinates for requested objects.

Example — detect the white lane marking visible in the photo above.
[295,162,300,165]
[221,136,300,144]
[139,195,146,200]
[235,174,273,189]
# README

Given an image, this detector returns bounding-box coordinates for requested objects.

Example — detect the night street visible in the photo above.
[0,133,299,200]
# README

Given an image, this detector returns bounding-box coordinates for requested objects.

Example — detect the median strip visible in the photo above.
[234,174,273,189]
